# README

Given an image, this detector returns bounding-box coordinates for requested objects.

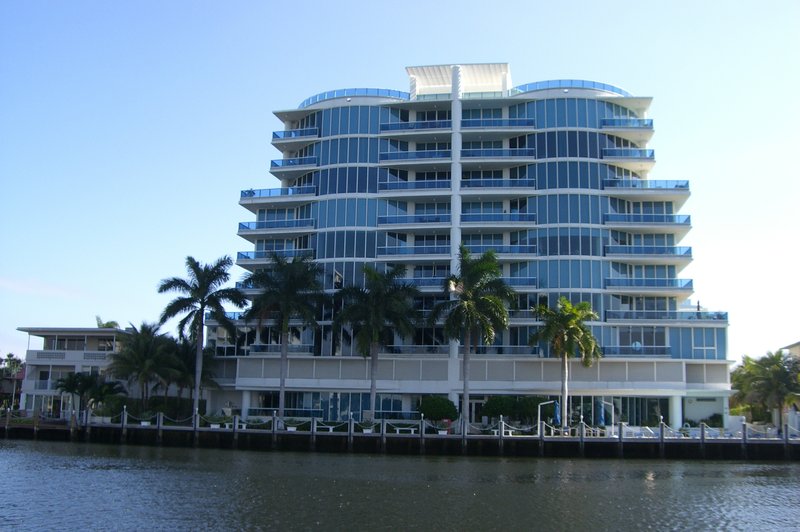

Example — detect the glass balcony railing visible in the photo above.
[600,118,653,129]
[505,277,537,287]
[379,120,452,131]
[461,148,536,158]
[605,213,691,225]
[604,179,688,190]
[272,128,318,140]
[238,219,315,231]
[240,186,316,198]
[248,344,314,354]
[602,345,671,356]
[377,246,450,256]
[513,79,633,98]
[461,118,536,128]
[378,214,451,224]
[237,249,314,261]
[466,245,536,254]
[605,245,692,257]
[461,213,536,223]
[270,156,317,168]
[602,148,654,159]
[379,151,451,161]
[407,277,448,287]
[605,278,693,289]
[461,179,536,189]
[298,88,410,109]
[605,310,728,321]
[378,180,451,191]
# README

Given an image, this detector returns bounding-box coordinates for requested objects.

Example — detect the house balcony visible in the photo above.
[406,277,448,291]
[602,345,672,358]
[604,278,693,297]
[378,120,452,141]
[377,179,452,201]
[377,214,451,232]
[378,150,451,170]
[460,212,536,229]
[460,148,537,169]
[376,246,451,263]
[236,249,315,268]
[601,148,655,173]
[504,277,537,289]
[239,186,317,212]
[465,244,537,259]
[269,156,318,179]
[25,350,113,364]
[604,213,691,238]
[603,179,689,207]
[460,178,536,198]
[605,245,692,267]
[271,128,318,151]
[600,118,654,143]
[605,310,728,322]
[237,218,315,241]
[461,118,536,141]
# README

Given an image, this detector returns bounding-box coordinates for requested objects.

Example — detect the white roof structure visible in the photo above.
[406,63,511,98]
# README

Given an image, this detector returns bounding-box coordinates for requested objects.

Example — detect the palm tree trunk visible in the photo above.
[11,379,17,409]
[278,320,289,418]
[462,328,471,437]
[561,354,569,431]
[369,341,379,420]
[194,318,204,417]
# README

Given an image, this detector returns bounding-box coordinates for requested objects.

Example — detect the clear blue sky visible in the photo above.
[2,1,798,361]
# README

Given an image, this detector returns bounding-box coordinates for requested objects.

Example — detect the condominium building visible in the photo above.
[16,327,126,416]
[207,63,730,428]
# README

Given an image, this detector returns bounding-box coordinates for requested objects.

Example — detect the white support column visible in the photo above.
[669,395,683,429]
[241,390,251,419]
[448,65,463,389]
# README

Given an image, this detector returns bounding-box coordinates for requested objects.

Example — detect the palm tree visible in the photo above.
[87,379,127,409]
[3,354,23,409]
[334,265,419,419]
[243,252,323,417]
[158,256,247,416]
[108,322,175,410]
[429,245,516,434]
[529,296,601,431]
[732,350,800,427]
[55,372,94,414]
[95,316,120,328]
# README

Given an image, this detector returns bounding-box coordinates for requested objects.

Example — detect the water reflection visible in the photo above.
[2,440,798,531]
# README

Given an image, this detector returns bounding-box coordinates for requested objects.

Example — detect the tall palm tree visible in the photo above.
[429,245,516,434]
[732,350,800,427]
[529,296,601,431]
[95,316,120,329]
[158,256,246,416]
[108,322,175,410]
[55,372,95,414]
[334,265,419,419]
[3,354,23,409]
[243,252,323,418]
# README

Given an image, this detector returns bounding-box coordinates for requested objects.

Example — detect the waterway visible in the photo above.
[2,440,798,531]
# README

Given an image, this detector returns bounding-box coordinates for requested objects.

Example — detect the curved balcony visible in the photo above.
[239,186,317,211]
[603,179,689,206]
[602,148,655,174]
[461,178,536,198]
[461,118,536,141]
[465,244,537,257]
[271,128,318,151]
[460,148,537,165]
[461,213,536,227]
[602,345,671,358]
[270,156,318,179]
[505,277,537,289]
[379,120,452,141]
[377,245,450,262]
[604,213,691,237]
[605,245,692,267]
[377,214,451,231]
[605,310,728,322]
[378,179,451,201]
[237,218,315,241]
[600,118,653,143]
[236,249,315,268]
[379,150,452,170]
[298,88,410,109]
[605,277,693,297]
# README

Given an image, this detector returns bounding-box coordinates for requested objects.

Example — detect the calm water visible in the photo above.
[1,440,798,531]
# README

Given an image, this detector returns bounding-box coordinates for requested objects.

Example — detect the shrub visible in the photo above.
[418,396,458,421]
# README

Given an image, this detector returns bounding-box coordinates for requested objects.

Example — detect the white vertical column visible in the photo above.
[669,395,683,429]
[448,65,463,371]
[241,390,251,419]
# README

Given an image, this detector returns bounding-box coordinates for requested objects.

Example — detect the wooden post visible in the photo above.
[69,410,77,441]
[419,414,426,455]
[157,412,164,444]
[380,418,387,453]
[498,415,505,456]
[617,421,624,458]
[33,408,40,439]
[579,418,585,458]
[539,419,545,457]
[121,405,128,442]
[347,415,354,452]
[271,410,277,450]
[310,417,317,452]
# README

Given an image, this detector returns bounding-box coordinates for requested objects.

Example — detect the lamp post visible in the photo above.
[537,400,555,436]
[602,400,615,437]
